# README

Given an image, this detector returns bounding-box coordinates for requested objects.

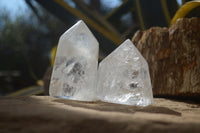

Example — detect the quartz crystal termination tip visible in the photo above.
[49,20,99,101]
[97,39,153,106]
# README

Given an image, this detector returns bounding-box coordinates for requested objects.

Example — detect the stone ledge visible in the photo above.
[0,96,200,133]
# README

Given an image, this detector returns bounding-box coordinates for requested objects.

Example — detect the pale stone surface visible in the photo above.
[49,20,99,101]
[97,39,153,106]
[1,96,200,133]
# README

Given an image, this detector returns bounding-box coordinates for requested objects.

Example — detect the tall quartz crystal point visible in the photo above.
[97,39,153,106]
[49,20,99,101]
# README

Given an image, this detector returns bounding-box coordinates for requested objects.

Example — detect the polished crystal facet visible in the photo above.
[49,20,153,106]
[97,39,153,106]
[49,20,99,101]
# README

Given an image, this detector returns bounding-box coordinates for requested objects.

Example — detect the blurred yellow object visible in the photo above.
[7,86,43,96]
[37,80,44,86]
[171,0,200,25]
[51,46,57,66]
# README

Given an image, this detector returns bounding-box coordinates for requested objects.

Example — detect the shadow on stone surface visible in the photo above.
[1,96,200,133]
[53,99,181,116]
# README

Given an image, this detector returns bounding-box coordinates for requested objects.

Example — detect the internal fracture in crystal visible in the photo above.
[97,39,153,106]
[49,20,99,101]
[49,20,153,106]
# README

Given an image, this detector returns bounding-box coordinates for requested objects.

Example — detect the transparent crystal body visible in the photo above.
[97,39,153,106]
[49,20,99,101]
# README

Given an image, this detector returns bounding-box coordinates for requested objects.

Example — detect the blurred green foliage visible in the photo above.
[0,8,67,95]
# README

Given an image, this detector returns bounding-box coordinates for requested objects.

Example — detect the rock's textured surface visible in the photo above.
[49,20,99,101]
[0,96,200,133]
[132,17,200,98]
[97,39,153,106]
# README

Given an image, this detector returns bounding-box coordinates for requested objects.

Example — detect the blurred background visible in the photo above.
[0,0,193,96]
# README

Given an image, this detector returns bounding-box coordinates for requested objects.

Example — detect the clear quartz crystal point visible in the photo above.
[49,20,99,101]
[97,39,153,106]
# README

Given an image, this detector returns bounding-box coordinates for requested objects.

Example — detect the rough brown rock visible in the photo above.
[132,17,200,98]
[0,96,200,133]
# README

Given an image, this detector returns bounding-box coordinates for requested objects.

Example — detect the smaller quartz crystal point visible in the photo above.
[97,39,153,106]
[49,20,99,101]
